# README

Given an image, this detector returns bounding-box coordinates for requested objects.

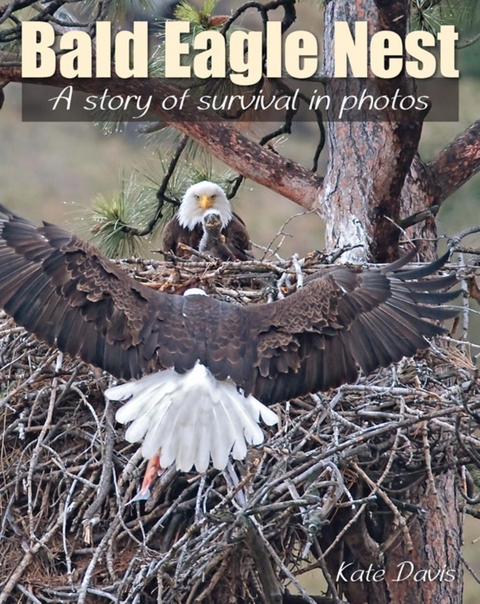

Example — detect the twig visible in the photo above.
[0,250,477,603]
[125,135,189,237]
[0,514,65,604]
[249,516,319,604]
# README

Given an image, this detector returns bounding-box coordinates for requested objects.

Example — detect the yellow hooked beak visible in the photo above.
[198,194,213,211]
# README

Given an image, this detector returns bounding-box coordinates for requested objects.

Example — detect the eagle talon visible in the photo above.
[129,486,152,503]
[134,453,162,501]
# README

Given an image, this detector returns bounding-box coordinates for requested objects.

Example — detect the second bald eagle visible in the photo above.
[162,181,251,260]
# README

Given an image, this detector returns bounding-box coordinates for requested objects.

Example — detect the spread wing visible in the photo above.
[0,206,458,405]
[247,252,459,403]
[0,207,208,380]
[162,214,251,260]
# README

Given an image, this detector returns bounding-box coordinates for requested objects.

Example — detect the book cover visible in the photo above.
[0,1,479,603]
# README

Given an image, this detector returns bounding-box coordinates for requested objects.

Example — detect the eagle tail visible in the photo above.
[107,364,278,473]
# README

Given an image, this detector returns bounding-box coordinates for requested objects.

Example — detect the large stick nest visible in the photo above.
[0,254,479,604]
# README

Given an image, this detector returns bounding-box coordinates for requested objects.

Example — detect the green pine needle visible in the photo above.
[87,180,157,258]
[412,0,480,34]
[174,0,220,28]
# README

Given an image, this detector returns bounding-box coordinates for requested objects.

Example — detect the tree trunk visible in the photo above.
[321,0,430,263]
[323,473,463,604]
[318,2,464,603]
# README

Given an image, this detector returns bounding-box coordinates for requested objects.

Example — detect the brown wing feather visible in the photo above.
[0,206,458,406]
[0,207,208,380]
[246,251,459,403]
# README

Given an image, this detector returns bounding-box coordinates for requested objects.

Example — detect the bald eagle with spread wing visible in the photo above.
[0,206,458,496]
[163,181,251,260]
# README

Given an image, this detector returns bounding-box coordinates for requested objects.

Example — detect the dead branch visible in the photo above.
[428,120,480,204]
[0,68,323,210]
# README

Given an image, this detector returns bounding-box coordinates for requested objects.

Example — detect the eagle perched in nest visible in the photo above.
[0,205,458,495]
[162,181,251,260]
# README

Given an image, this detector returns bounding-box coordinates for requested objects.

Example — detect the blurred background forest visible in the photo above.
[1,0,480,600]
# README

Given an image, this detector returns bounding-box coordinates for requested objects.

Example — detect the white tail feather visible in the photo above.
[106,364,278,473]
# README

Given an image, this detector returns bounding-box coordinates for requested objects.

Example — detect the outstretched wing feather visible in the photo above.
[0,207,200,380]
[245,257,458,403]
[0,206,458,405]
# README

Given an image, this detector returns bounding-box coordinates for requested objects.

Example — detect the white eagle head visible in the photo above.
[177,181,232,230]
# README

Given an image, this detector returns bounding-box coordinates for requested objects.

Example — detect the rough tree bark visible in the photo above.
[318,2,464,603]
[321,0,424,263]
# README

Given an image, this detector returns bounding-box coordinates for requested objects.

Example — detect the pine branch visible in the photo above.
[0,67,323,209]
